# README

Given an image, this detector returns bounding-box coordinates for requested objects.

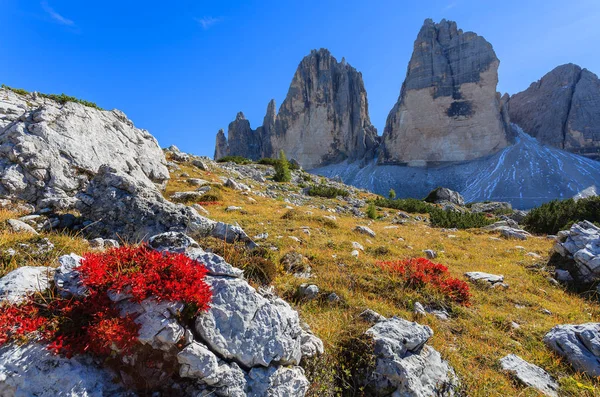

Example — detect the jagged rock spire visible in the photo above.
[380,19,512,165]
[214,49,379,169]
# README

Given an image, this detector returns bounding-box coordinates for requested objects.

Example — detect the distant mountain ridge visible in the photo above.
[214,18,600,207]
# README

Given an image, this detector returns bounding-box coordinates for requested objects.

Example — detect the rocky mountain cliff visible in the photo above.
[508,64,600,160]
[380,19,512,164]
[214,49,379,169]
[0,87,169,209]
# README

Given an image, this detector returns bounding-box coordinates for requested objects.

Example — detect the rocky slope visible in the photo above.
[214,49,379,169]
[2,146,600,396]
[0,87,169,209]
[508,63,600,160]
[380,19,512,164]
[314,126,600,209]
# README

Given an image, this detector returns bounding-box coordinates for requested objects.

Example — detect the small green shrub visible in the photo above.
[1,84,29,96]
[307,185,349,198]
[40,93,102,110]
[216,156,252,165]
[273,150,292,182]
[388,189,396,200]
[257,157,300,170]
[366,203,378,220]
[2,85,102,110]
[523,196,600,235]
[374,197,433,214]
[429,208,493,229]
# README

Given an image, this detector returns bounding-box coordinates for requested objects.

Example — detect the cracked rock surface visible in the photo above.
[0,232,321,396]
[0,87,168,209]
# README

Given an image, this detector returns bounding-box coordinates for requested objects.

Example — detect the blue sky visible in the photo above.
[1,0,599,157]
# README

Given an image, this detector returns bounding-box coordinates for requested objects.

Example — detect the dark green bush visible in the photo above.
[307,185,349,198]
[273,150,292,182]
[429,208,493,229]
[523,196,600,235]
[366,203,378,219]
[257,157,300,170]
[374,197,433,214]
[216,156,252,165]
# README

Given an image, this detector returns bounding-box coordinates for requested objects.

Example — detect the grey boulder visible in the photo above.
[553,221,600,284]
[499,354,558,397]
[424,187,465,206]
[75,165,255,247]
[544,323,600,377]
[364,317,457,396]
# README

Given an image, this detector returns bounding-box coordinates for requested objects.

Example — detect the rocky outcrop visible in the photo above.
[363,316,458,396]
[214,49,379,169]
[424,187,464,206]
[75,165,255,245]
[544,323,600,377]
[499,355,558,397]
[0,232,322,396]
[380,19,512,165]
[0,87,169,209]
[508,64,600,160]
[553,221,600,284]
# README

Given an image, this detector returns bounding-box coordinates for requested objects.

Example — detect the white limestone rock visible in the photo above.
[499,354,558,397]
[553,221,600,283]
[0,266,54,303]
[0,342,129,396]
[195,276,308,368]
[0,87,169,209]
[365,317,458,396]
[544,323,600,377]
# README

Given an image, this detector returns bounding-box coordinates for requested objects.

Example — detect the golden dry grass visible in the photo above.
[0,208,89,277]
[165,159,600,396]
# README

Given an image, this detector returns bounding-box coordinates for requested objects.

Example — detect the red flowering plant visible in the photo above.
[0,245,212,358]
[376,257,471,305]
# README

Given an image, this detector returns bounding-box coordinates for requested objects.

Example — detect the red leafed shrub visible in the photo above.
[376,258,471,305]
[0,304,48,346]
[0,245,212,358]
[79,245,212,312]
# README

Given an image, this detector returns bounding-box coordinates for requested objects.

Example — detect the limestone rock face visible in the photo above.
[508,64,600,160]
[0,232,321,396]
[0,88,169,209]
[553,221,600,284]
[75,165,255,246]
[364,317,458,396]
[214,49,379,169]
[380,19,512,164]
[544,323,600,377]
[214,129,229,160]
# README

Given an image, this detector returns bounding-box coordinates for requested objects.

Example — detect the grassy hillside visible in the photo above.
[164,156,600,396]
[1,154,598,396]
